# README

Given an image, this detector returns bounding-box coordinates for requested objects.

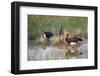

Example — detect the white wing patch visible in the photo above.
[44,34,46,38]
[70,42,77,46]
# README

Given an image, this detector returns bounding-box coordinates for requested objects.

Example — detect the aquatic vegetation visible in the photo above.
[28,40,87,61]
[28,15,88,61]
[28,15,88,40]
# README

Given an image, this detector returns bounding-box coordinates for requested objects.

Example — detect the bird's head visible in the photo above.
[64,32,69,38]
[40,31,45,38]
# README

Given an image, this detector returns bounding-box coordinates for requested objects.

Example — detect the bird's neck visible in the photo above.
[65,34,69,40]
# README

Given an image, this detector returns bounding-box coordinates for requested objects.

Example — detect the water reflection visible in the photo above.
[28,41,88,61]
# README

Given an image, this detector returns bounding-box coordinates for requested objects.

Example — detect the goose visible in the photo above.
[64,32,83,45]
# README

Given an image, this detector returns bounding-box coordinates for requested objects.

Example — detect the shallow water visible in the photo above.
[28,41,88,61]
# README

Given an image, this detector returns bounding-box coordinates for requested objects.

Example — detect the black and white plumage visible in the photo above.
[41,32,54,41]
[43,32,54,39]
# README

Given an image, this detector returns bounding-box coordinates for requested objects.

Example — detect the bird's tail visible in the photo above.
[78,38,83,41]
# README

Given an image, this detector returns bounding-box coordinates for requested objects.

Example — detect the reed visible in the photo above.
[28,15,88,40]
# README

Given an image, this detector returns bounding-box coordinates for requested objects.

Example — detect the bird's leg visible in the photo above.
[46,38,50,46]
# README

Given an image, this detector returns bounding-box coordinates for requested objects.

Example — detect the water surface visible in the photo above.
[28,41,88,61]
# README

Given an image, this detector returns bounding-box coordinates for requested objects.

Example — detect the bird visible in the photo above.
[64,32,83,45]
[41,31,54,38]
[41,31,54,42]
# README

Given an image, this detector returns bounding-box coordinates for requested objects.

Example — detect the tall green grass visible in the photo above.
[28,15,88,40]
